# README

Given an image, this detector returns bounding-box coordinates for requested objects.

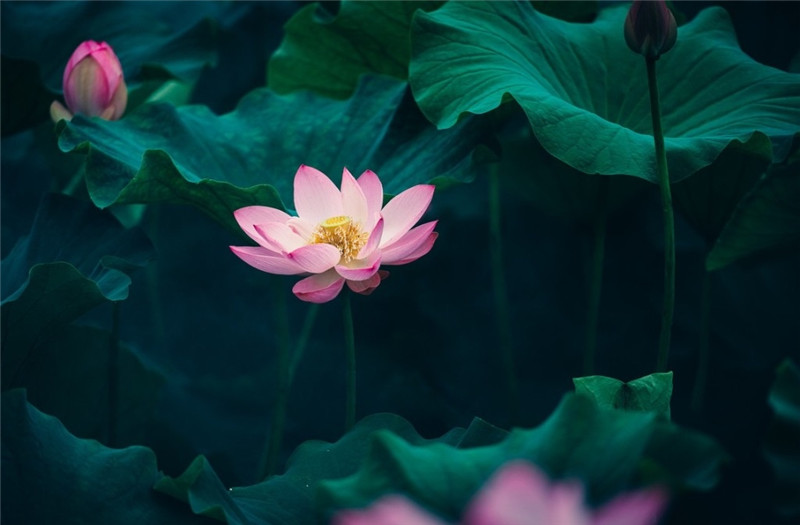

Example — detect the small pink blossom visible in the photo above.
[50,40,128,122]
[334,461,667,525]
[231,165,438,303]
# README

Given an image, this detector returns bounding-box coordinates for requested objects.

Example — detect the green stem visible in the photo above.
[108,301,121,447]
[691,268,713,412]
[489,165,519,425]
[146,207,166,346]
[646,57,675,372]
[343,291,356,431]
[288,304,319,385]
[583,178,609,376]
[258,281,291,480]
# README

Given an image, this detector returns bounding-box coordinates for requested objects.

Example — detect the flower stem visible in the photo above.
[343,291,356,431]
[258,295,320,480]
[646,56,675,372]
[489,165,519,425]
[691,268,713,412]
[258,281,291,480]
[107,301,121,447]
[146,207,166,346]
[289,304,319,385]
[583,178,609,376]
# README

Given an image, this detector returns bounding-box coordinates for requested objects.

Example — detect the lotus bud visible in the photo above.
[50,40,127,122]
[624,0,677,60]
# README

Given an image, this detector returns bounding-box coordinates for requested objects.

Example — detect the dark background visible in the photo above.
[2,2,799,524]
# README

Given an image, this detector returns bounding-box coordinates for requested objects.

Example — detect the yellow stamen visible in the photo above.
[321,215,350,229]
[310,216,368,263]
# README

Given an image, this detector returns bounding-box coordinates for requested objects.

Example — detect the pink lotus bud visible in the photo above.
[624,0,677,60]
[51,40,127,122]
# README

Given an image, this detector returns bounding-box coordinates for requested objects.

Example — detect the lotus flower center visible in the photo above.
[311,216,368,263]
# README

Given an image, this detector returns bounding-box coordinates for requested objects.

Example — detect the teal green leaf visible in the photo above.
[706,153,800,270]
[1,2,220,135]
[57,75,489,233]
[1,262,113,381]
[410,2,800,183]
[1,194,152,387]
[1,193,153,302]
[155,412,503,524]
[320,394,725,519]
[573,372,673,420]
[672,132,773,244]
[155,456,240,523]
[638,422,729,491]
[8,324,164,447]
[1,389,209,524]
[269,1,442,98]
[765,359,800,518]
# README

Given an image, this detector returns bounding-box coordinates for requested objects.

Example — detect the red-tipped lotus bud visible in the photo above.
[624,0,677,60]
[50,40,127,122]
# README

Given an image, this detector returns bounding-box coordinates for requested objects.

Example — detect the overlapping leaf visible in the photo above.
[268,0,598,100]
[268,1,442,98]
[319,394,725,521]
[706,151,800,270]
[1,389,209,524]
[410,2,800,183]
[56,75,490,234]
[672,133,773,244]
[2,193,152,301]
[1,194,153,381]
[155,413,505,524]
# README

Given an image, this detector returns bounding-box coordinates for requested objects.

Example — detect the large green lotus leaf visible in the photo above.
[409,2,800,183]
[765,360,800,518]
[1,389,210,524]
[0,2,220,135]
[706,151,800,270]
[267,0,597,100]
[268,1,442,99]
[155,413,505,524]
[8,324,165,448]
[56,75,489,234]
[319,394,726,520]
[573,372,673,420]
[672,132,773,244]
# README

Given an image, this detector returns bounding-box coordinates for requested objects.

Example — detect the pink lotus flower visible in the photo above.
[50,40,128,122]
[334,461,667,525]
[231,165,438,303]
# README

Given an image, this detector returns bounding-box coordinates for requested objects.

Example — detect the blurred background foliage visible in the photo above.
[2,1,799,524]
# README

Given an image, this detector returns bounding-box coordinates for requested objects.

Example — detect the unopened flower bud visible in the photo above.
[50,40,127,122]
[624,0,677,60]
